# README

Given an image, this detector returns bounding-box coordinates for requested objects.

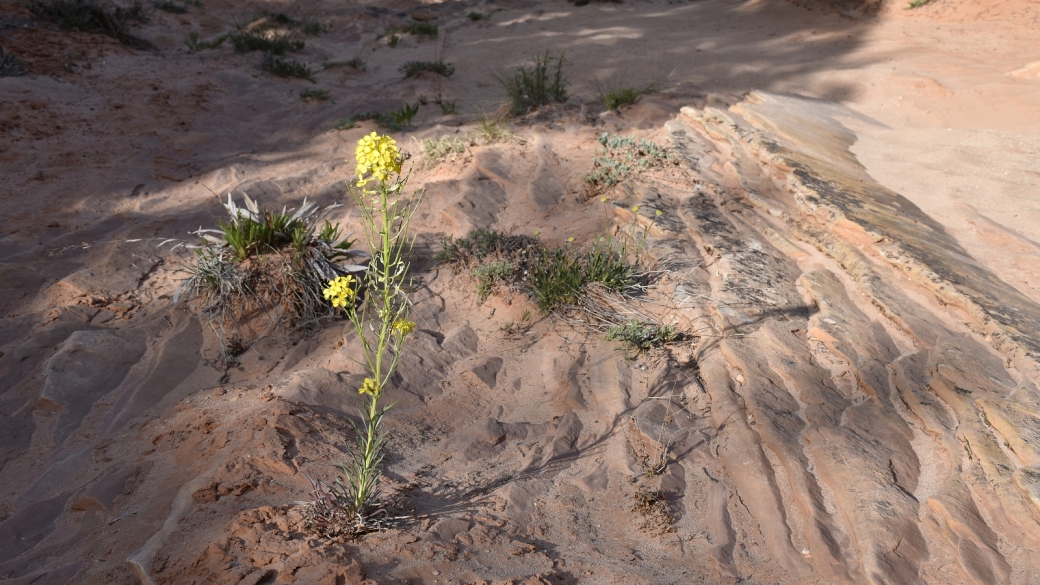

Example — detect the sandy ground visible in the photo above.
[2,0,1040,583]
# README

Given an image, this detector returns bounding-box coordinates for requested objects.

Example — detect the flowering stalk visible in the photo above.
[323,132,420,525]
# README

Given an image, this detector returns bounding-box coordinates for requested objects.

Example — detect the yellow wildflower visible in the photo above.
[567,237,574,243]
[323,275,356,308]
[393,319,416,336]
[534,230,540,237]
[355,132,402,187]
[632,206,640,213]
[655,209,662,217]
[600,197,607,203]
[358,377,380,395]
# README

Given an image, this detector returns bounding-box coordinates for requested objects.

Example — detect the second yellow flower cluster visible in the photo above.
[323,275,356,308]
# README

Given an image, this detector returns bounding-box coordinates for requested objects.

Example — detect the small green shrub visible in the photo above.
[606,320,678,350]
[0,47,27,77]
[185,31,226,52]
[400,60,454,78]
[584,133,672,189]
[439,100,458,115]
[229,30,303,54]
[501,309,531,335]
[323,57,365,71]
[155,0,187,13]
[300,88,329,101]
[475,116,512,144]
[422,135,466,162]
[467,11,488,20]
[29,0,154,49]
[402,22,437,36]
[334,117,357,130]
[179,195,363,360]
[391,101,420,126]
[495,50,568,115]
[907,0,933,6]
[602,87,640,111]
[260,55,314,81]
[387,34,399,47]
[437,227,531,264]
[300,18,326,35]
[529,248,585,312]
[347,110,399,130]
[474,261,513,302]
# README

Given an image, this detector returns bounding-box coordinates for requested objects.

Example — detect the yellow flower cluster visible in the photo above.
[393,319,415,336]
[323,275,356,308]
[355,132,402,187]
[359,377,380,395]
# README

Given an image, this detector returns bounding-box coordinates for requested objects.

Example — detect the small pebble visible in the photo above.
[433,570,441,576]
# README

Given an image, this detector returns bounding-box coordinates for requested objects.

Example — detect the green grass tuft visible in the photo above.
[0,47,27,77]
[601,87,640,111]
[155,0,187,13]
[300,88,329,101]
[185,31,226,52]
[260,55,314,81]
[229,30,303,54]
[439,100,458,115]
[391,101,420,126]
[495,50,568,115]
[474,261,513,303]
[400,60,454,78]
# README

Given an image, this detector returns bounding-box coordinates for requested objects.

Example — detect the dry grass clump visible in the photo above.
[632,487,676,534]
[175,194,366,363]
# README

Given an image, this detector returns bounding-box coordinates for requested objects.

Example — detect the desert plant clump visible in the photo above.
[438,202,685,348]
[606,319,679,350]
[400,60,454,78]
[261,55,314,81]
[584,133,673,190]
[467,11,488,20]
[0,47,27,77]
[495,50,568,115]
[438,222,640,314]
[185,31,226,52]
[439,100,458,115]
[300,88,330,101]
[632,487,676,534]
[175,194,367,364]
[601,87,640,111]
[390,101,420,126]
[323,57,365,72]
[303,132,423,538]
[229,30,304,54]
[474,116,513,144]
[342,111,402,131]
[421,135,466,164]
[29,0,154,49]
[155,0,187,13]
[473,261,513,303]
[907,0,933,6]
